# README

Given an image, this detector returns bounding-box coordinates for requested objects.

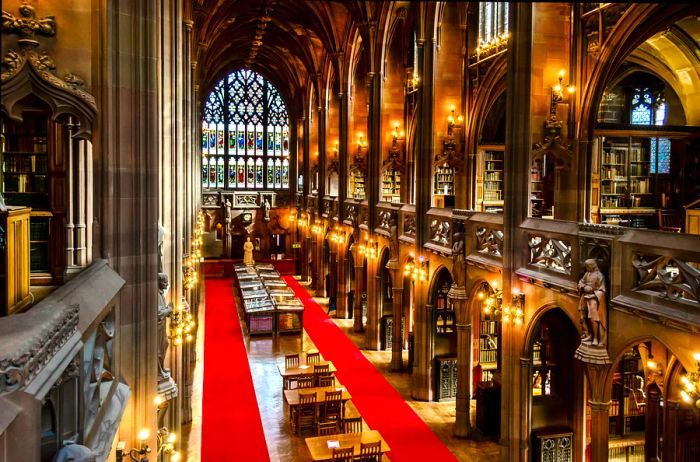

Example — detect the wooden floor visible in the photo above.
[186,287,501,461]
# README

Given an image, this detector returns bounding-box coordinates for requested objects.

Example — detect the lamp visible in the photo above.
[403,252,429,282]
[115,429,150,462]
[297,212,309,229]
[311,220,324,236]
[550,69,575,116]
[170,299,196,345]
[446,105,463,136]
[356,133,367,152]
[479,282,524,325]
[357,234,378,260]
[406,71,420,94]
[328,226,345,245]
[680,352,700,408]
[391,122,405,142]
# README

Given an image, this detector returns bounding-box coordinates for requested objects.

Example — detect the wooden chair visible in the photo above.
[319,390,343,424]
[306,350,320,364]
[331,446,354,461]
[658,209,683,232]
[296,375,314,389]
[342,416,362,433]
[316,420,340,436]
[296,391,317,436]
[285,353,300,369]
[318,375,335,388]
[357,441,382,462]
[314,363,332,386]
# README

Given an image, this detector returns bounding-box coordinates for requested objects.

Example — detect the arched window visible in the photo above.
[201,69,290,190]
[478,3,509,46]
[630,87,670,174]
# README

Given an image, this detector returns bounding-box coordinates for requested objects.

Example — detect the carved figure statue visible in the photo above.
[578,259,607,347]
[52,443,96,462]
[243,236,255,266]
[451,224,465,288]
[389,212,399,260]
[157,272,173,382]
[223,199,232,256]
[262,197,271,222]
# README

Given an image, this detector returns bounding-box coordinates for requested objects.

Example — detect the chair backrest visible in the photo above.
[317,421,339,436]
[285,353,300,369]
[306,351,320,364]
[343,417,362,433]
[324,390,343,403]
[299,391,317,405]
[296,376,314,389]
[332,446,355,461]
[318,375,335,388]
[358,440,382,461]
[314,364,330,374]
[658,209,683,232]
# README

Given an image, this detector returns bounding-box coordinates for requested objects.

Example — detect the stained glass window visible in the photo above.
[650,138,671,174]
[479,3,509,47]
[201,69,290,189]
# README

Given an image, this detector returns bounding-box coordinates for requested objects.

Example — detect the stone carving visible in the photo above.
[243,236,255,266]
[234,193,258,207]
[430,219,450,246]
[578,259,607,347]
[262,197,271,222]
[83,310,116,434]
[632,253,700,304]
[378,210,392,231]
[2,4,96,136]
[345,205,358,226]
[0,304,79,393]
[223,199,232,254]
[157,273,173,383]
[529,235,572,274]
[476,227,503,256]
[52,443,96,462]
[203,193,218,206]
[403,215,416,236]
[323,199,332,217]
[451,222,465,288]
[388,212,399,260]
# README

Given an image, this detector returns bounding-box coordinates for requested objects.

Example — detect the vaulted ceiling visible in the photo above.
[192,0,369,113]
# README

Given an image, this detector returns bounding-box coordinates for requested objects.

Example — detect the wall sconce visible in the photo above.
[358,234,378,260]
[447,105,463,136]
[391,122,405,142]
[297,212,309,228]
[478,281,524,325]
[550,69,575,115]
[116,429,151,462]
[288,208,297,223]
[403,252,429,282]
[183,258,198,291]
[328,226,345,245]
[680,352,700,408]
[311,220,324,236]
[356,133,367,152]
[406,72,420,94]
[170,299,195,345]
[475,32,510,57]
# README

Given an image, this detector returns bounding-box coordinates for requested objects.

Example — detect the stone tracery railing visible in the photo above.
[476,226,503,256]
[632,253,700,304]
[528,235,572,275]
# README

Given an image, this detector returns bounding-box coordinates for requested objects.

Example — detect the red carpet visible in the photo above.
[283,276,458,462]
[201,278,270,461]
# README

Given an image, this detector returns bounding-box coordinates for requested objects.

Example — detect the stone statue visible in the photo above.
[451,224,465,288]
[243,236,255,266]
[388,212,399,260]
[223,199,232,256]
[0,191,6,211]
[157,272,173,382]
[578,259,607,347]
[262,197,271,222]
[52,443,96,462]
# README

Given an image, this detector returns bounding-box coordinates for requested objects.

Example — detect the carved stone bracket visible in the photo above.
[632,253,700,304]
[434,136,463,171]
[344,204,358,227]
[2,3,96,137]
[529,235,572,275]
[0,303,79,393]
[476,227,503,256]
[574,343,611,365]
[403,214,416,236]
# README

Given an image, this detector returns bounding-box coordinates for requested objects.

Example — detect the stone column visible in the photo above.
[588,400,610,462]
[390,280,404,371]
[451,286,471,437]
[663,400,680,462]
[411,302,434,401]
[645,382,661,461]
[336,240,348,318]
[353,249,364,332]
[329,244,338,301]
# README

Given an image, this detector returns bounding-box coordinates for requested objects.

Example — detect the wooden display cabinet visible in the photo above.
[381,168,401,204]
[0,206,32,316]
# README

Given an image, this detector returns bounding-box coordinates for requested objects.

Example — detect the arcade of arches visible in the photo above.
[2,2,700,462]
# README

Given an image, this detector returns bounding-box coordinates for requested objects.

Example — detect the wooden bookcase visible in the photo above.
[480,147,504,213]
[435,281,454,334]
[349,170,366,200]
[609,349,646,437]
[0,206,32,316]
[381,168,401,204]
[433,163,455,208]
[478,315,500,382]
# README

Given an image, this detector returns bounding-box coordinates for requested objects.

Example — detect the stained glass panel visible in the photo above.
[282,159,289,188]
[202,69,289,190]
[650,138,671,174]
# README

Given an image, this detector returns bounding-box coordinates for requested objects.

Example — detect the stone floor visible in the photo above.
[187,283,501,461]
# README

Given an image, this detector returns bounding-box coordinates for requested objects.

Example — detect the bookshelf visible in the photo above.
[478,314,499,382]
[433,163,455,208]
[599,136,655,228]
[381,168,401,204]
[609,348,646,437]
[349,169,366,200]
[481,148,504,213]
[530,158,553,218]
[435,281,455,334]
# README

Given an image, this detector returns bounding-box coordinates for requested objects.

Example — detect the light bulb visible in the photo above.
[138,429,150,442]
[154,396,163,407]
[167,433,177,444]
[558,69,565,78]
[681,390,692,403]
[693,352,700,361]
[171,452,182,462]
